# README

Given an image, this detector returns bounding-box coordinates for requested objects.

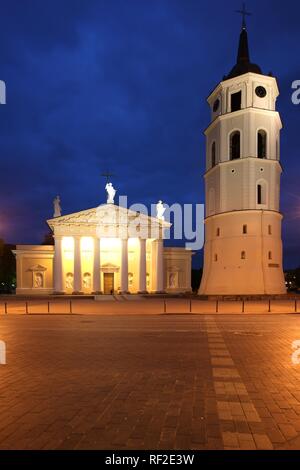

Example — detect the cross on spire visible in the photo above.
[236,3,251,29]
[101,171,114,183]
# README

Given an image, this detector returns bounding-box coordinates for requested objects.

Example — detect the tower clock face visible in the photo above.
[255,86,267,98]
[213,98,220,112]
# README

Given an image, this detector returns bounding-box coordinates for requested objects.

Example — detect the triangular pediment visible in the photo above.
[27,264,47,272]
[101,263,118,269]
[47,203,171,229]
[101,262,119,273]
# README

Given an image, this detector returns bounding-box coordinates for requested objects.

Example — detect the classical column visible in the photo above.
[120,238,129,294]
[92,237,102,294]
[73,236,83,294]
[155,238,164,293]
[53,235,64,294]
[138,238,147,293]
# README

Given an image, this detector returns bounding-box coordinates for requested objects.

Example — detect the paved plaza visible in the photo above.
[0,313,300,450]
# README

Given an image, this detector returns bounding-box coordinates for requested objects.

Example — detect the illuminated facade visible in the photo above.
[199,21,286,295]
[14,203,192,295]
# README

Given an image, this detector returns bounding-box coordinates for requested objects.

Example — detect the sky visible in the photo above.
[0,0,299,269]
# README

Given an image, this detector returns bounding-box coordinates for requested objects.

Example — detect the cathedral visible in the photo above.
[13,194,192,296]
[199,18,286,295]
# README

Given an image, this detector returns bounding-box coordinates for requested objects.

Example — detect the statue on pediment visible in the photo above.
[156,200,166,220]
[105,182,116,204]
[53,195,62,218]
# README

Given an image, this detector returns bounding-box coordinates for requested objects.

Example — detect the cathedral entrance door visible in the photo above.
[104,273,114,294]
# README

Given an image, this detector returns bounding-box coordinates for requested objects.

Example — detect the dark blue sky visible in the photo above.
[0,0,299,268]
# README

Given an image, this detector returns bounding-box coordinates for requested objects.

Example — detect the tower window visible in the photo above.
[241,251,246,260]
[231,91,242,112]
[257,130,267,158]
[214,254,218,262]
[268,225,272,235]
[213,99,220,113]
[257,182,267,205]
[243,224,247,234]
[211,142,216,167]
[268,251,272,260]
[257,184,262,204]
[216,228,220,236]
[230,131,241,160]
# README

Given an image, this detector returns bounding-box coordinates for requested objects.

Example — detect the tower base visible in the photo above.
[199,210,286,296]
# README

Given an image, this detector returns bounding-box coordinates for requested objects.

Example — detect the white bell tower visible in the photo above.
[199,18,286,295]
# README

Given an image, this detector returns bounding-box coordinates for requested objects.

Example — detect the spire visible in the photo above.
[237,27,250,63]
[224,5,262,81]
[236,3,251,63]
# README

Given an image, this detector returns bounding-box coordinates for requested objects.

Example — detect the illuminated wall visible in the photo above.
[128,238,138,293]
[13,245,54,295]
[146,239,154,292]
[81,237,93,293]
[62,237,74,294]
[100,238,121,291]
[14,238,193,295]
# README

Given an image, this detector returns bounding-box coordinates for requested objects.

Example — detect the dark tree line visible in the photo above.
[0,239,16,293]
[285,268,300,291]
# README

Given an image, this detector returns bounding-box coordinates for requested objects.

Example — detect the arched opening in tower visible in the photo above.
[230,131,241,159]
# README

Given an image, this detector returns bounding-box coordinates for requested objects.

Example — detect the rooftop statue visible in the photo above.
[53,195,61,218]
[105,182,116,204]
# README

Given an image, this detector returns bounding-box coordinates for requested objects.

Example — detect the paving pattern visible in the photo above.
[0,314,300,449]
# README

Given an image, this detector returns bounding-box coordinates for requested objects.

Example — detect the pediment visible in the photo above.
[47,203,171,231]
[101,263,118,269]
[27,264,47,272]
[101,263,119,273]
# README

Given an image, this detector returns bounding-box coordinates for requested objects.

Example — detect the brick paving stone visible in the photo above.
[211,358,235,366]
[207,437,223,449]
[278,423,298,440]
[292,420,300,432]
[267,428,286,444]
[212,368,241,379]
[235,420,250,434]
[272,412,289,424]
[209,350,230,357]
[255,407,271,418]
[222,431,239,448]
[253,434,273,450]
[220,421,236,433]
[206,424,221,439]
